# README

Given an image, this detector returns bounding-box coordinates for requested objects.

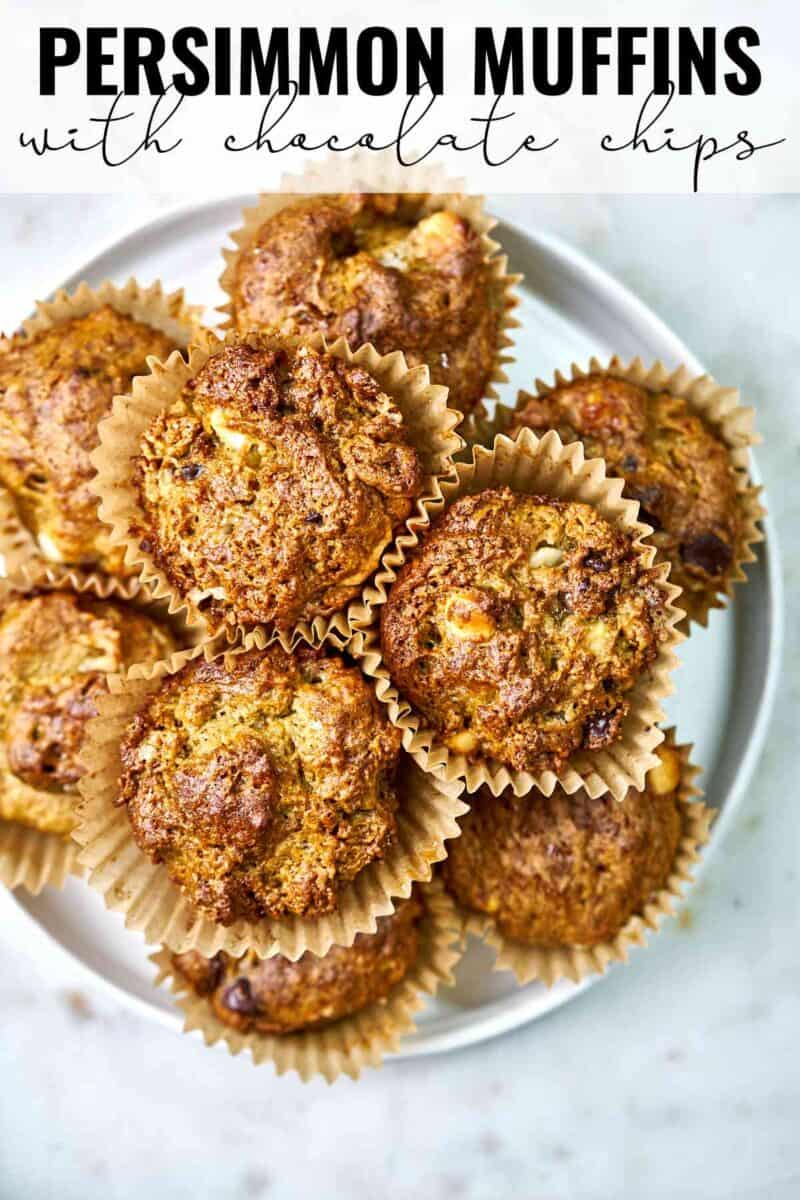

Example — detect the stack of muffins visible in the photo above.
[0,187,763,1081]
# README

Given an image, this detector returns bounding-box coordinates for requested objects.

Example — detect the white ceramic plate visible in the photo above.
[0,199,783,1058]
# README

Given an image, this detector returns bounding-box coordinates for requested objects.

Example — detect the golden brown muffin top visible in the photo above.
[0,590,176,836]
[0,306,176,574]
[119,644,401,925]
[171,892,422,1035]
[442,743,684,947]
[134,338,424,631]
[510,376,742,616]
[380,486,665,776]
[230,194,502,417]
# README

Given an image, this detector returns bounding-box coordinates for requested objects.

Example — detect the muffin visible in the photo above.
[171,892,423,1035]
[132,336,424,631]
[0,589,176,837]
[226,194,504,418]
[442,741,685,948]
[509,374,744,621]
[380,485,666,777]
[118,643,401,925]
[0,306,177,574]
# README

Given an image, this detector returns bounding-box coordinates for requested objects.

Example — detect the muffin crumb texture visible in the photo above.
[134,339,424,630]
[510,375,742,615]
[380,486,665,776]
[171,892,422,1035]
[0,306,176,573]
[443,743,684,947]
[230,194,503,417]
[119,644,401,925]
[0,590,176,836]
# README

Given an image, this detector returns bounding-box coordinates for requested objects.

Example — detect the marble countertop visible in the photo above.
[0,194,797,1200]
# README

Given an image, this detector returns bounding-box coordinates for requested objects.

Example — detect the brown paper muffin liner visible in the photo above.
[75,623,469,959]
[0,278,204,579]
[90,326,463,641]
[350,427,686,801]
[0,562,202,894]
[454,732,714,986]
[150,878,463,1083]
[475,357,765,627]
[217,154,521,431]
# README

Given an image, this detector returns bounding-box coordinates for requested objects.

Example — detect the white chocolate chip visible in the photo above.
[80,653,116,672]
[447,729,479,754]
[376,211,460,271]
[36,530,64,563]
[209,408,249,453]
[415,211,461,242]
[585,620,614,658]
[529,545,564,569]
[374,243,411,271]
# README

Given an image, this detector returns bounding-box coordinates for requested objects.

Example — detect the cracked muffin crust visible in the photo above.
[442,742,684,947]
[118,644,401,925]
[228,194,504,418]
[0,590,176,837]
[380,486,666,776]
[0,306,176,574]
[171,892,423,1035]
[133,337,424,631]
[509,375,743,620]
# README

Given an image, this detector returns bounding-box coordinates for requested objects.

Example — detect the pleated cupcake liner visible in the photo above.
[350,427,686,801]
[75,622,468,960]
[151,878,463,1083]
[0,821,80,895]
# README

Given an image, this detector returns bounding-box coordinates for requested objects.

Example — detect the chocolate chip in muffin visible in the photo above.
[680,531,733,579]
[179,463,204,482]
[583,552,611,573]
[582,707,624,751]
[626,483,664,531]
[222,978,258,1016]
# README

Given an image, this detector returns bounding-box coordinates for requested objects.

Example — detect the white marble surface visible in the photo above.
[0,194,797,1200]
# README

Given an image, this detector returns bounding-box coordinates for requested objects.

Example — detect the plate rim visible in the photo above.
[0,197,784,1060]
